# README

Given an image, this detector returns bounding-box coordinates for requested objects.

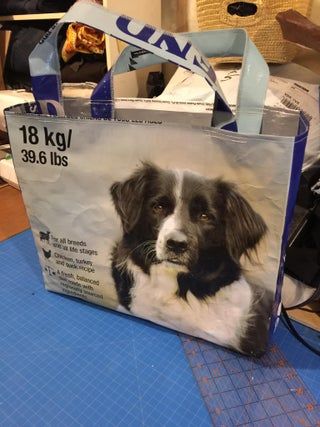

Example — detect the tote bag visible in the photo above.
[5,0,309,356]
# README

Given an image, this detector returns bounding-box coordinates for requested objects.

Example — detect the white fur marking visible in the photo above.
[174,170,184,202]
[126,260,253,351]
[156,171,187,260]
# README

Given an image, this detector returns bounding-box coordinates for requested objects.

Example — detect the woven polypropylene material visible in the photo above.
[196,0,312,64]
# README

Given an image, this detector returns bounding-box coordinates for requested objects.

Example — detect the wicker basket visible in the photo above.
[196,0,312,63]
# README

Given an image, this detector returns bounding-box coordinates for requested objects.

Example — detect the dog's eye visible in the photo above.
[153,203,164,212]
[152,197,172,214]
[199,213,209,221]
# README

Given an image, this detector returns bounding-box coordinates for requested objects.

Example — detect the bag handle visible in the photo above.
[29,0,235,128]
[105,29,269,134]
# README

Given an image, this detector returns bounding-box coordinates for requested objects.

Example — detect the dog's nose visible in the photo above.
[166,239,188,254]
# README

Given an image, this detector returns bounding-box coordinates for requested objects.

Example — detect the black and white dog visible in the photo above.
[110,162,273,356]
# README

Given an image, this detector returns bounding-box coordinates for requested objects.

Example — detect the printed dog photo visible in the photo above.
[110,161,274,356]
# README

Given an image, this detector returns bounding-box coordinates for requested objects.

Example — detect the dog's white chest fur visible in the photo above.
[122,261,253,351]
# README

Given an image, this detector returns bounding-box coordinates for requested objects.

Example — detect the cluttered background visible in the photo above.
[0,1,319,425]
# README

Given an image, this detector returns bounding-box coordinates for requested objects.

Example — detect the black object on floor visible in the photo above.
[0,0,76,15]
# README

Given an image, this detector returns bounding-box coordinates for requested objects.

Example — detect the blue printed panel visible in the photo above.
[1,230,319,427]
[0,231,211,427]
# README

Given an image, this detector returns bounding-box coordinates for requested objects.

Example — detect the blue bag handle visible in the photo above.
[29,0,268,133]
[106,29,269,134]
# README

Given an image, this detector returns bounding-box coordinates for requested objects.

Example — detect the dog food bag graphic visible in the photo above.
[5,1,308,356]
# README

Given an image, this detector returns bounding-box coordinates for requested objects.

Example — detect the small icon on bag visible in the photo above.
[40,230,51,243]
[311,179,320,196]
[45,266,56,277]
[42,248,52,259]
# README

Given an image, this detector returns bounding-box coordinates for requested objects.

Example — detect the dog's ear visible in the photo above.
[216,180,267,260]
[110,162,158,234]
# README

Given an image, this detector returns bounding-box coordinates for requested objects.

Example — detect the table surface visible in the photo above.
[0,230,319,426]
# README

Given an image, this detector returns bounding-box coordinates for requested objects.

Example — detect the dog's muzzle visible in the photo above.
[166,238,188,254]
[157,230,190,265]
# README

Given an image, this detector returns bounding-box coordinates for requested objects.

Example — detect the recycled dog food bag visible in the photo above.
[5,1,308,356]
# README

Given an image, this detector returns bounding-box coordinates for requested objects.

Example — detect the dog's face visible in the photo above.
[110,162,267,271]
